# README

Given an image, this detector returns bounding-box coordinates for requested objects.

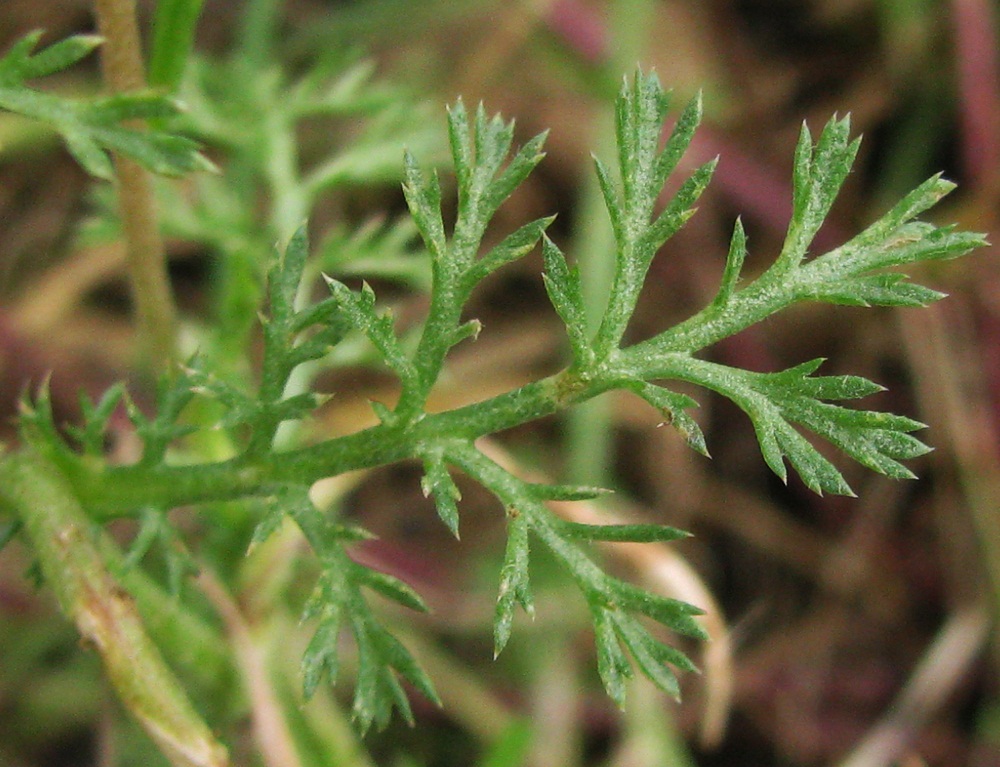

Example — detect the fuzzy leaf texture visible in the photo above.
[0,31,213,179]
[14,67,987,732]
[442,441,706,704]
[614,76,986,495]
[287,487,438,732]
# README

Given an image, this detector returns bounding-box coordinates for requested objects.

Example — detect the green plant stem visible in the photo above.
[93,0,179,371]
[0,447,230,767]
[68,371,595,513]
[63,263,828,513]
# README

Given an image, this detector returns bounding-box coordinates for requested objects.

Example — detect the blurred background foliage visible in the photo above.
[1,0,999,765]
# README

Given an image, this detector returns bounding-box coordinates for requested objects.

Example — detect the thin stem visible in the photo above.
[93,0,178,371]
[69,371,601,515]
[0,447,230,767]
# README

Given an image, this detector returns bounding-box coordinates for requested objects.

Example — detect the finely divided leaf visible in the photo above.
[447,98,473,193]
[269,224,311,322]
[653,91,703,190]
[557,521,690,544]
[485,131,548,215]
[616,70,670,216]
[325,278,417,388]
[301,601,345,699]
[781,116,859,266]
[643,157,717,251]
[802,273,946,307]
[128,367,199,466]
[541,236,595,367]
[0,32,102,82]
[593,608,633,707]
[591,71,714,358]
[609,579,707,640]
[465,215,554,287]
[0,31,213,179]
[494,507,533,656]
[677,357,930,495]
[613,613,690,700]
[296,539,438,730]
[450,440,701,699]
[712,217,748,307]
[351,606,442,731]
[627,381,708,456]
[402,152,447,260]
[71,383,127,457]
[351,562,429,613]
[421,453,462,538]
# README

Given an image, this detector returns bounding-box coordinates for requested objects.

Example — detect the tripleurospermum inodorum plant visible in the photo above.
[0,17,986,767]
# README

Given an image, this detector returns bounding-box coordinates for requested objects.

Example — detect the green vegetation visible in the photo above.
[0,2,987,765]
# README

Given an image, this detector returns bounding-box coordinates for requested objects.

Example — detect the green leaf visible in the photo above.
[643,156,716,250]
[484,130,547,215]
[590,71,712,359]
[17,382,75,462]
[465,215,554,287]
[609,580,707,640]
[301,573,347,698]
[541,236,594,368]
[528,484,612,502]
[0,31,102,83]
[268,224,310,322]
[613,614,687,700]
[627,381,708,456]
[802,223,987,288]
[295,525,438,730]
[712,217,747,308]
[349,610,440,731]
[402,151,447,260]
[653,91,703,191]
[118,507,199,594]
[420,453,462,538]
[248,500,289,551]
[781,115,859,267]
[670,356,931,495]
[493,506,533,657]
[127,366,200,466]
[325,278,417,390]
[557,521,690,544]
[800,273,946,307]
[471,105,514,209]
[351,562,429,613]
[149,0,205,89]
[443,100,546,229]
[448,442,700,702]
[588,582,701,706]
[70,383,127,457]
[251,485,374,551]
[447,98,473,193]
[615,69,670,217]
[592,608,633,707]
[593,155,624,245]
[0,33,213,179]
